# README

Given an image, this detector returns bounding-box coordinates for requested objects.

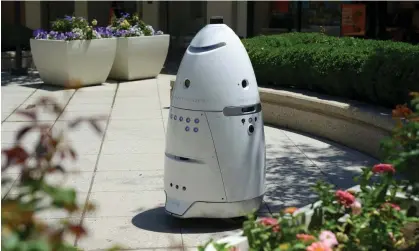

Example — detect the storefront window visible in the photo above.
[268,1,298,31]
[301,1,343,36]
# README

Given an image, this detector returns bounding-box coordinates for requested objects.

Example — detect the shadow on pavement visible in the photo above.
[132,207,244,234]
[263,125,378,213]
[1,71,43,87]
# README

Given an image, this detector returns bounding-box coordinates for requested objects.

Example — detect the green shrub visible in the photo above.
[243,33,419,107]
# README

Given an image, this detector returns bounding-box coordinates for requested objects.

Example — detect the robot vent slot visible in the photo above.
[165,153,203,164]
[188,42,226,53]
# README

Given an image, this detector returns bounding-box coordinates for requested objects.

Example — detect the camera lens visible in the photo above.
[248,125,255,134]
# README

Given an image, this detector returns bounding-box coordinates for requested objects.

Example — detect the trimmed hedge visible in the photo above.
[243,33,419,108]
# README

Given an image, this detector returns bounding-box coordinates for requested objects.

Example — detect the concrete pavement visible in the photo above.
[1,74,377,250]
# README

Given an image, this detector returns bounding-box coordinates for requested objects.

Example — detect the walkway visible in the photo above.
[1,74,377,250]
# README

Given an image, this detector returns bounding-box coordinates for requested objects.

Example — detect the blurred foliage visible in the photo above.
[381,92,419,198]
[1,82,119,251]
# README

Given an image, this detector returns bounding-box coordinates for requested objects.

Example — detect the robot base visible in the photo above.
[165,194,264,219]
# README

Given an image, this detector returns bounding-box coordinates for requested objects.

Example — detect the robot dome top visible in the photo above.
[171,23,261,112]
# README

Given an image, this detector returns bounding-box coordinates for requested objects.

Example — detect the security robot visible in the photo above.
[164,18,266,218]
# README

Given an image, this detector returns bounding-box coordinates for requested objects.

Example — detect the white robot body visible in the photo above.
[164,23,266,218]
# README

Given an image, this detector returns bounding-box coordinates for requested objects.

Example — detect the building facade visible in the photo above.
[3,1,419,44]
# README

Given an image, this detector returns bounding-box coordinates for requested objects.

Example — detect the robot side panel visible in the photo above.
[164,108,227,206]
[206,111,266,202]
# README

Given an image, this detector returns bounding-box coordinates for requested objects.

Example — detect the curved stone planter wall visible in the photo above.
[259,87,395,159]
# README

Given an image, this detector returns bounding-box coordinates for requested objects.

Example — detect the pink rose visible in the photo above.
[372,163,395,174]
[351,200,362,215]
[306,241,332,251]
[319,230,338,248]
[335,190,355,207]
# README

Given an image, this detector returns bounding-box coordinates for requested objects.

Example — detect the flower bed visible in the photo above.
[31,16,116,87]
[202,93,419,251]
[107,13,169,81]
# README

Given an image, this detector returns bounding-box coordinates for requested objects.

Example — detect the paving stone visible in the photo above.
[6,108,59,122]
[77,216,182,250]
[96,153,164,171]
[264,128,327,213]
[91,170,163,192]
[101,139,165,154]
[1,173,19,198]
[1,121,54,132]
[68,95,115,104]
[71,90,116,99]
[113,97,161,110]
[58,110,111,121]
[181,218,243,248]
[64,103,112,112]
[85,191,165,218]
[110,108,163,120]
[282,129,377,189]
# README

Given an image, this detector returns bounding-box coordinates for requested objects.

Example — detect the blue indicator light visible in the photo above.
[186,117,191,123]
[194,118,199,124]
[174,115,177,120]
[193,127,199,133]
[179,116,183,121]
[185,126,190,132]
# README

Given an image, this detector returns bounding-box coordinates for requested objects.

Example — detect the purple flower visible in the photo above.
[33,29,48,39]
[121,12,130,19]
[114,29,129,37]
[48,31,58,39]
[64,15,73,22]
[56,33,67,40]
[95,27,114,38]
[64,31,81,40]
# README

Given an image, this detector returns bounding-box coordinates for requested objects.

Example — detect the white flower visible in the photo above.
[146,25,155,35]
[72,28,85,39]
[93,30,102,39]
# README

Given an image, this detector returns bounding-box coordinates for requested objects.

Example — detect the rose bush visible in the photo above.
[33,15,113,41]
[108,12,163,37]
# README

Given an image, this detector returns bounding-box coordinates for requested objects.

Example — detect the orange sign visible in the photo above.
[273,1,289,13]
[341,4,366,36]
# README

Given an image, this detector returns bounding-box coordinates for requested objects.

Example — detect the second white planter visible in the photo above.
[108,35,170,81]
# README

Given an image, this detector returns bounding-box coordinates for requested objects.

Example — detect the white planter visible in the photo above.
[108,35,170,81]
[30,38,117,86]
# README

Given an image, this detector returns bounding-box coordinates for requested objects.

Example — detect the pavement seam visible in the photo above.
[75,82,120,247]
[2,86,38,123]
[1,84,77,200]
[280,130,336,186]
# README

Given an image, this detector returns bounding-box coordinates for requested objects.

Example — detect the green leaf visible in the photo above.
[25,240,50,251]
[2,232,20,250]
